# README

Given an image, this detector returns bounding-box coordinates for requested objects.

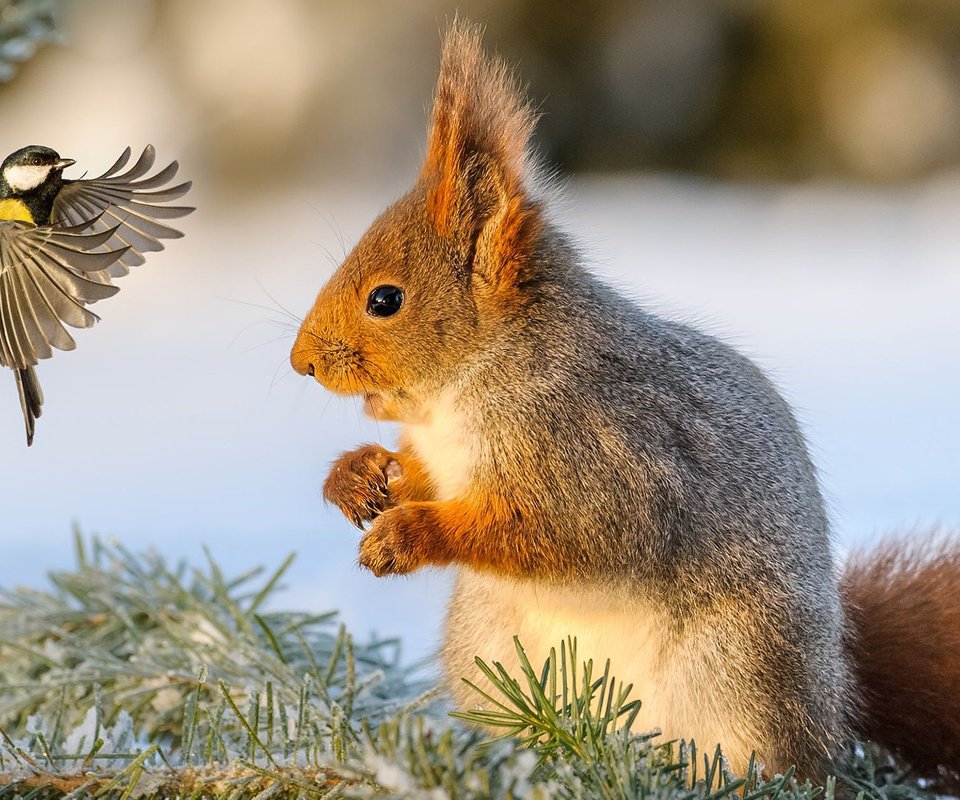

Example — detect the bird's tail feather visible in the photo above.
[14,366,43,446]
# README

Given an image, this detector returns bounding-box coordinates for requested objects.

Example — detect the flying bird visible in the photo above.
[0,144,194,445]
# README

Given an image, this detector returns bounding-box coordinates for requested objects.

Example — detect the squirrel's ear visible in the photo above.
[421,21,542,290]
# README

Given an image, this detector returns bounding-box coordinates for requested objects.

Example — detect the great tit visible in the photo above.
[0,145,194,445]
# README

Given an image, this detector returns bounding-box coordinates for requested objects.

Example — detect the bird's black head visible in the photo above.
[3,145,62,168]
[1,145,76,195]
[0,145,76,224]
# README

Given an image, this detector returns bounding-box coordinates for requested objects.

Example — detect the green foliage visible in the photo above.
[453,638,803,800]
[0,0,60,81]
[0,537,944,799]
[0,536,417,759]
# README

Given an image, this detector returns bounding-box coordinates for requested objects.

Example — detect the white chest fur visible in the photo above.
[443,570,761,775]
[402,390,476,500]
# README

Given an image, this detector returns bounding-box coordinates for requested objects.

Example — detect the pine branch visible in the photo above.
[0,763,346,800]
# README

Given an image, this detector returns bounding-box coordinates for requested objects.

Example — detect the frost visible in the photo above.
[184,613,227,647]
[60,708,137,769]
[61,707,99,756]
[501,749,537,797]
[365,753,419,793]
[129,772,166,798]
[151,686,183,713]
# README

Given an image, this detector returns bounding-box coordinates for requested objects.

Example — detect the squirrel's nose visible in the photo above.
[292,356,316,378]
[289,340,317,378]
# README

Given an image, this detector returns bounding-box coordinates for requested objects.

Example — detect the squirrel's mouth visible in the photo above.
[362,392,403,422]
[363,392,386,417]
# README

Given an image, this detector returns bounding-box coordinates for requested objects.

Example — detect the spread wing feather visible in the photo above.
[53,144,194,276]
[0,221,127,371]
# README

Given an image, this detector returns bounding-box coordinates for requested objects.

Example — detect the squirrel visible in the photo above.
[290,22,960,783]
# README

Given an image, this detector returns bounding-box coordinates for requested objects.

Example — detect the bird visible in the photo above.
[0,144,194,445]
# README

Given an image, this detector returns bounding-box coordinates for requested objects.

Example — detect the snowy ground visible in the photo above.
[1,175,957,668]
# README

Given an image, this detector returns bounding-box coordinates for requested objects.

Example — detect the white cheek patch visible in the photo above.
[4,164,52,192]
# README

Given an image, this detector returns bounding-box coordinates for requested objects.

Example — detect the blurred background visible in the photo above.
[0,0,957,668]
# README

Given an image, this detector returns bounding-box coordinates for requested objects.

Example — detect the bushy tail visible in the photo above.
[15,366,43,446]
[841,534,960,786]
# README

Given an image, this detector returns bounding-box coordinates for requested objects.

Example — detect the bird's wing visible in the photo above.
[52,145,194,277]
[0,220,128,370]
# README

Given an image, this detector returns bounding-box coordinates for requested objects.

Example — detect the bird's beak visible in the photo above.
[54,158,76,171]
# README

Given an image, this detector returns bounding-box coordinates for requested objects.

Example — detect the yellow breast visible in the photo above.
[0,198,36,224]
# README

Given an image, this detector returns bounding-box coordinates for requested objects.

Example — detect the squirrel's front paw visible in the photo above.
[323,444,402,528]
[358,505,431,577]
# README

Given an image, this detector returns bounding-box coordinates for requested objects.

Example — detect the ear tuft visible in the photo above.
[421,20,538,236]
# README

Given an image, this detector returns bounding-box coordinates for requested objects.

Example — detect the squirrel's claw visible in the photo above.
[358,506,426,577]
[323,444,399,528]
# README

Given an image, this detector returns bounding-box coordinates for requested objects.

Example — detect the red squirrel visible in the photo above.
[291,22,960,782]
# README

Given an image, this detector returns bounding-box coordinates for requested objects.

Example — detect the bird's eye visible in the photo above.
[30,157,42,166]
[366,285,404,317]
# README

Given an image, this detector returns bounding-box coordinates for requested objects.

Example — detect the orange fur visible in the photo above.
[391,439,435,503]
[288,189,430,399]
[358,492,567,579]
[323,442,435,529]
[474,192,544,300]
[842,534,960,787]
[420,21,542,296]
[422,22,534,230]
[289,24,546,405]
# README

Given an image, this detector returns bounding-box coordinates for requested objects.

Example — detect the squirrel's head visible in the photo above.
[291,22,544,420]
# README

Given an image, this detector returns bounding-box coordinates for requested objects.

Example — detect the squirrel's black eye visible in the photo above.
[367,285,404,317]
